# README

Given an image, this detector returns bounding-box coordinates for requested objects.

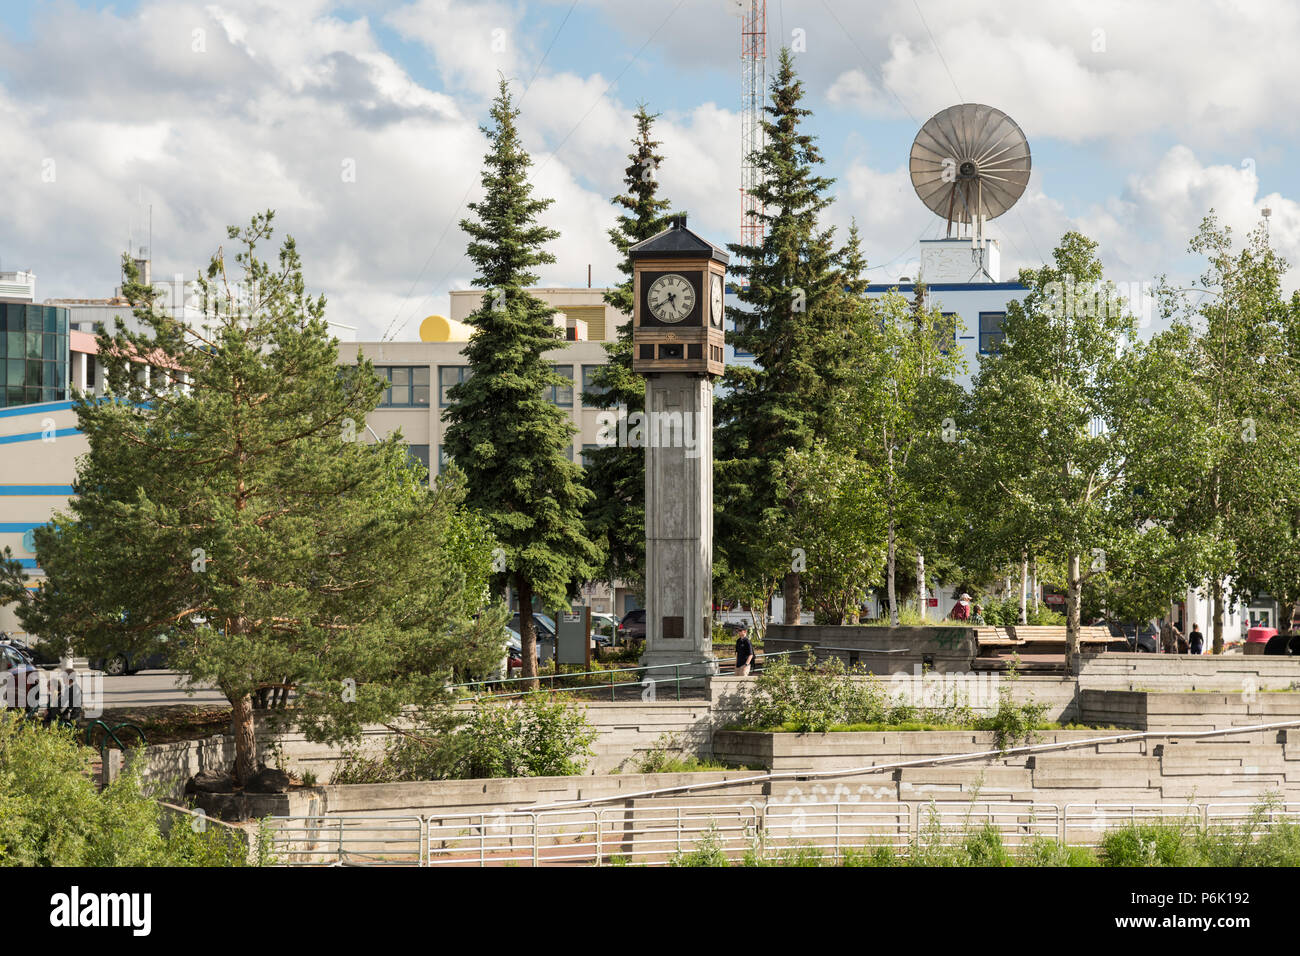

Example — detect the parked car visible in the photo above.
[618,608,647,643]
[591,613,619,638]
[0,633,61,668]
[0,641,35,667]
[508,613,556,663]
[505,626,523,669]
[1110,621,1158,653]
[0,644,41,711]
[89,635,172,676]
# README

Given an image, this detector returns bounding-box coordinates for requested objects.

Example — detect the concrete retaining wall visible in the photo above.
[1079,689,1300,732]
[137,696,745,798]
[764,624,977,673]
[715,726,1300,808]
[1077,653,1300,691]
[318,771,766,819]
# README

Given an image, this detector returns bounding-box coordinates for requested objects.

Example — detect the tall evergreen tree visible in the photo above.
[16,213,503,783]
[716,48,850,623]
[582,105,676,600]
[443,78,598,681]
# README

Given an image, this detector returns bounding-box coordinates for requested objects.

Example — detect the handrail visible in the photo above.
[523,717,1300,813]
[266,800,1300,865]
[451,651,796,703]
[84,720,148,750]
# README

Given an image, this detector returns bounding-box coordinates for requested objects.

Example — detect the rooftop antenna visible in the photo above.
[735,0,766,251]
[910,103,1032,250]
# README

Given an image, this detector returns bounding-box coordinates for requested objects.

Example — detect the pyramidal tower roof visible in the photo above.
[628,215,730,265]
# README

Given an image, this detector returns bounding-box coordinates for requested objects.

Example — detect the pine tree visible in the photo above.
[442,78,598,681]
[581,105,677,600]
[716,48,849,622]
[16,212,503,783]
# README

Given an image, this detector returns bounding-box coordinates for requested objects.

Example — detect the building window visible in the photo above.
[581,365,607,406]
[581,443,599,467]
[731,314,754,359]
[376,365,431,408]
[979,312,1006,354]
[437,445,452,474]
[0,303,67,408]
[84,354,97,393]
[406,444,430,482]
[439,366,469,407]
[548,365,573,406]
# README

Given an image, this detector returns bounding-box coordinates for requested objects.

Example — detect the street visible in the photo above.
[91,670,227,711]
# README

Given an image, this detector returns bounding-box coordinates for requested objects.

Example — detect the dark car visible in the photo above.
[0,644,41,711]
[618,608,647,643]
[508,613,556,663]
[1110,621,1158,653]
[90,638,171,676]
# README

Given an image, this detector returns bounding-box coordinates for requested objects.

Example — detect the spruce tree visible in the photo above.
[582,105,677,601]
[17,212,503,783]
[443,78,598,681]
[716,48,848,622]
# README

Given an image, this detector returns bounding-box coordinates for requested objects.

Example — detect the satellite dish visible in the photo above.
[910,103,1031,239]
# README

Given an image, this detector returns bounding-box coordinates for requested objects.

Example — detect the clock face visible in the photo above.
[710,274,724,328]
[647,273,696,324]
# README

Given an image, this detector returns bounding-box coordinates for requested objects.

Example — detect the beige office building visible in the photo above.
[346,288,635,616]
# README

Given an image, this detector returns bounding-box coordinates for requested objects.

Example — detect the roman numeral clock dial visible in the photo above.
[647,273,695,324]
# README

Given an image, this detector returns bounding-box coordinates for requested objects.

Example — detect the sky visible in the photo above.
[3,0,1298,340]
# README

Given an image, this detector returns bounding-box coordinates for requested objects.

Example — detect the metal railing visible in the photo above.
[84,720,147,750]
[448,651,795,703]
[264,815,425,866]
[525,717,1300,813]
[260,799,1300,866]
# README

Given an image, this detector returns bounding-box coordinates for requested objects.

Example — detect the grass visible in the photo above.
[669,801,1300,867]
[723,720,1119,734]
[632,755,753,773]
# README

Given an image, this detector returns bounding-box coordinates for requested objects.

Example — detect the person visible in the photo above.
[950,593,972,622]
[971,604,986,626]
[44,660,83,728]
[734,626,755,677]
[1159,621,1178,654]
[1176,622,1189,654]
[1188,623,1204,656]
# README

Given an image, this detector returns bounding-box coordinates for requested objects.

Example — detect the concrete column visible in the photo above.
[640,373,717,682]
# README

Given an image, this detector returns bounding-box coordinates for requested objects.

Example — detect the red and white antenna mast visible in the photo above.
[739,0,766,251]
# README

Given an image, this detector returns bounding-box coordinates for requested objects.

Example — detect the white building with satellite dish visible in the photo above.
[865,103,1033,389]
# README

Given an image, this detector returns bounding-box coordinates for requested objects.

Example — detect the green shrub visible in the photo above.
[332,696,597,783]
[975,656,1048,752]
[740,649,892,732]
[670,825,729,867]
[634,734,748,773]
[738,649,1021,734]
[1025,607,1066,626]
[840,844,899,867]
[961,825,1015,866]
[1098,823,1198,867]
[0,713,258,866]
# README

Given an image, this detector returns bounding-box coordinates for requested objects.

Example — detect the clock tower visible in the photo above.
[629,216,728,683]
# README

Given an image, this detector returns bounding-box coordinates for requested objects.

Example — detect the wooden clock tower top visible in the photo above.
[629,217,729,378]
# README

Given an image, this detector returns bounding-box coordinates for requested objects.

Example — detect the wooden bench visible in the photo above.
[976,624,1126,651]
[1006,625,1126,647]
[975,626,1022,649]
